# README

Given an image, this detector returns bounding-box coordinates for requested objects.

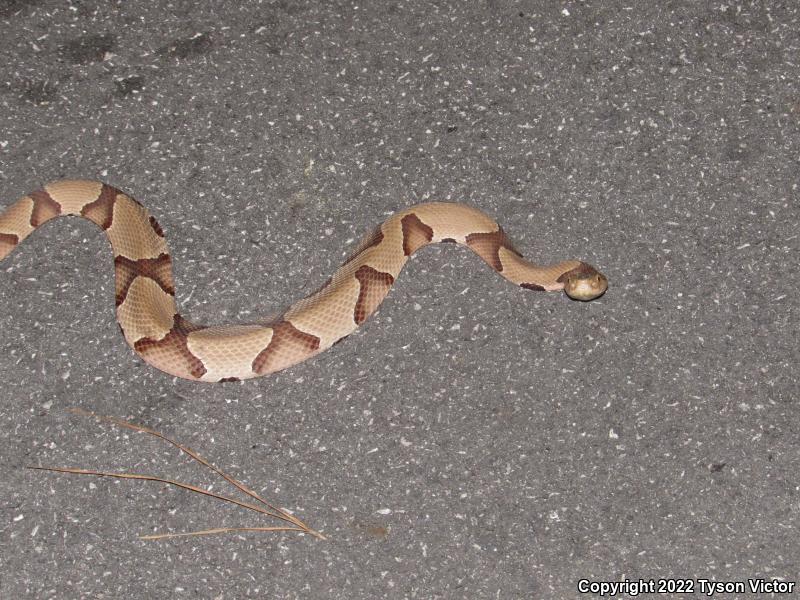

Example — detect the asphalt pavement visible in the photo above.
[0,1,798,598]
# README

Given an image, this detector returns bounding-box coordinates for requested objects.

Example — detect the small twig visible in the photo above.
[28,410,326,541]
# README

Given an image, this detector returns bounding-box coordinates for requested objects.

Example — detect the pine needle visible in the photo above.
[141,526,306,540]
[27,410,326,541]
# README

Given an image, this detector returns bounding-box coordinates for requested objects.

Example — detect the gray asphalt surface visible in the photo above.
[1,1,798,598]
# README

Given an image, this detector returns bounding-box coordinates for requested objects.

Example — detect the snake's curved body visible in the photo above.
[0,180,607,381]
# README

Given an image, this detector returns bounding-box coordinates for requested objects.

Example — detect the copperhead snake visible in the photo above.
[0,180,607,382]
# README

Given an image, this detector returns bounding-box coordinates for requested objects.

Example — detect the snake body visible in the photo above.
[0,180,607,382]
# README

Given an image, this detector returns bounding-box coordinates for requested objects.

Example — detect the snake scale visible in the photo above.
[0,180,607,382]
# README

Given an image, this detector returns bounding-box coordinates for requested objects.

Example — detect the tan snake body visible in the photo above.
[0,180,607,382]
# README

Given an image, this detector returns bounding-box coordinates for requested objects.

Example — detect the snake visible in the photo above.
[0,180,607,382]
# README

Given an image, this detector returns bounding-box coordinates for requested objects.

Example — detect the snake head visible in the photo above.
[559,262,608,301]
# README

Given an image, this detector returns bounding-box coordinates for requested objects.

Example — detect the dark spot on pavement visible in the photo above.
[62,33,116,64]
